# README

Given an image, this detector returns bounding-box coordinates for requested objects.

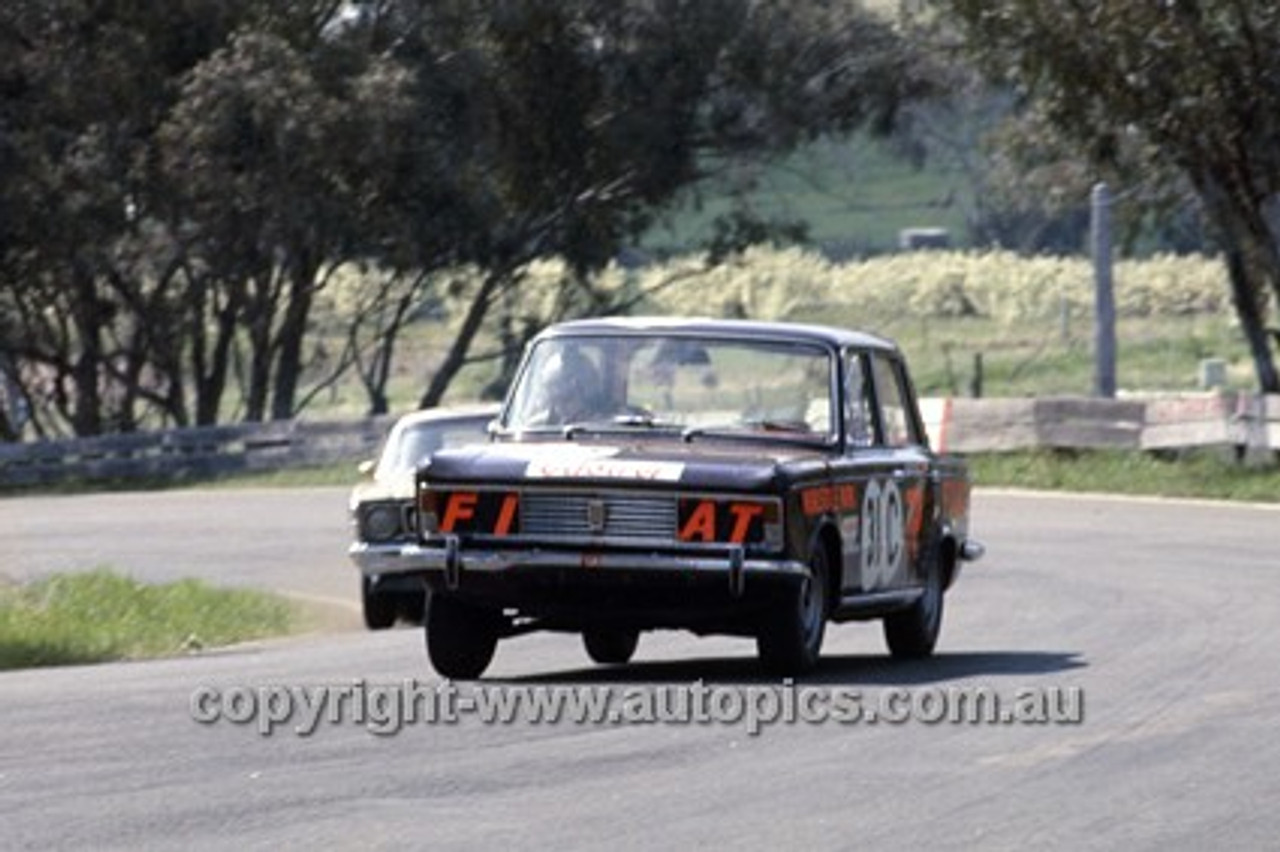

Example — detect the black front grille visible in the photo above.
[519,492,676,540]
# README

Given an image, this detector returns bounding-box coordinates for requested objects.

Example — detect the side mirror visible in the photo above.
[357,459,375,476]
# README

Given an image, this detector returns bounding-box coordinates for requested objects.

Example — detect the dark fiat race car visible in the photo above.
[380,318,982,678]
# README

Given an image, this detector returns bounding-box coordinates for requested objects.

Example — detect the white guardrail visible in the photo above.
[0,416,397,488]
[1,393,1277,487]
[918,392,1280,459]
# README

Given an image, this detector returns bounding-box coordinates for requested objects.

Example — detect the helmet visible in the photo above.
[540,345,601,422]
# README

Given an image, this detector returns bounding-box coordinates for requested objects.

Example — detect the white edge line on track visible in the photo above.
[976,486,1280,512]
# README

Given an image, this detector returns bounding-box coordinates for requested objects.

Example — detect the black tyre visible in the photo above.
[883,541,945,659]
[362,577,398,631]
[397,591,426,626]
[757,545,829,676]
[583,628,640,665]
[425,592,500,679]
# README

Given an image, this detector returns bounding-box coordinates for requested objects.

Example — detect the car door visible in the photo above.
[833,349,895,595]
[862,351,932,592]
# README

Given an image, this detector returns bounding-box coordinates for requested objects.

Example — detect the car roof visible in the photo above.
[532,316,898,352]
[389,403,500,430]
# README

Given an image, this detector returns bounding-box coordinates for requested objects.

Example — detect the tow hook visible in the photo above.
[729,546,746,598]
[444,535,462,590]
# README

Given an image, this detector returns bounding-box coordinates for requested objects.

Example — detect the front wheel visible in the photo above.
[883,541,945,659]
[362,577,398,631]
[583,628,639,665]
[757,545,829,675]
[425,592,500,679]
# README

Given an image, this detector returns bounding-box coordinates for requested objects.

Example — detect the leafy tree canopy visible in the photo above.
[943,0,1280,390]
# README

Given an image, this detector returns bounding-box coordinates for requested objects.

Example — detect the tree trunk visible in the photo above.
[364,317,397,416]
[418,269,506,409]
[243,271,278,422]
[69,268,104,436]
[357,284,417,417]
[0,359,21,442]
[191,276,240,426]
[1194,177,1280,393]
[1223,248,1280,393]
[270,267,315,421]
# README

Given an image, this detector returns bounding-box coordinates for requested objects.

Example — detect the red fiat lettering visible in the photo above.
[678,501,718,542]
[439,492,478,532]
[494,493,519,536]
[726,503,765,543]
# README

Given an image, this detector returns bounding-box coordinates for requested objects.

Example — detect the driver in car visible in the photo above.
[529,347,610,426]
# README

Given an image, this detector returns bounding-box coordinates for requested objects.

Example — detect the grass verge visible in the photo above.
[970,449,1280,504]
[0,569,301,671]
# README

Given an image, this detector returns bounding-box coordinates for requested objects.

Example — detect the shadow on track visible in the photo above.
[494,650,1087,686]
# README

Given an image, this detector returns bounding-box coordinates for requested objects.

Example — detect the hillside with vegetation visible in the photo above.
[308,248,1244,417]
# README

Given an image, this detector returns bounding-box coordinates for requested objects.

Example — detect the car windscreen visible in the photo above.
[503,334,834,440]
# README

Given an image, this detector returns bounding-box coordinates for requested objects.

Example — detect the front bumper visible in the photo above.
[350,536,809,594]
[354,536,809,632]
[350,539,423,576]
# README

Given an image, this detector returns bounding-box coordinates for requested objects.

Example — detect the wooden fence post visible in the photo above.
[1092,182,1117,398]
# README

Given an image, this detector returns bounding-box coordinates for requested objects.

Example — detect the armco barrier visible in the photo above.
[929,392,1279,457]
[1141,394,1240,451]
[0,416,395,488]
[1,394,1277,488]
[937,397,1146,453]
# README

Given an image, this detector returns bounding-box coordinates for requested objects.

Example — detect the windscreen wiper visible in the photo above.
[682,423,831,446]
[564,414,681,439]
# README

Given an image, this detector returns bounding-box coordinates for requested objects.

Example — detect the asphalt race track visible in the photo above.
[1,488,1278,850]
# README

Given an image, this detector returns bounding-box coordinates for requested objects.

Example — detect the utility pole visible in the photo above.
[1091,182,1117,398]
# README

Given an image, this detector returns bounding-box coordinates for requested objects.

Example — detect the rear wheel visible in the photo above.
[397,591,426,626]
[362,577,397,631]
[757,545,829,675]
[884,540,945,659]
[583,628,640,665]
[425,592,500,679]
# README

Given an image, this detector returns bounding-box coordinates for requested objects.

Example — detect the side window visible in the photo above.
[870,353,920,448]
[844,351,876,449]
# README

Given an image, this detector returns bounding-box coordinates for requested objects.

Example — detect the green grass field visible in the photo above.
[971,450,1280,503]
[306,308,1249,418]
[646,134,971,256]
[0,570,300,670]
[796,309,1251,398]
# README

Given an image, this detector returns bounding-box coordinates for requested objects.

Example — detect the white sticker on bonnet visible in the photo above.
[525,458,685,481]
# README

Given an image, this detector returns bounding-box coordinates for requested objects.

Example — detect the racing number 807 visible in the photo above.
[861,478,904,590]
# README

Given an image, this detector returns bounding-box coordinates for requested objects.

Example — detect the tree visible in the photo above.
[942,0,1280,392]
[1,1,376,433]
[342,0,938,408]
[1,0,942,434]
[157,31,343,422]
[0,0,249,435]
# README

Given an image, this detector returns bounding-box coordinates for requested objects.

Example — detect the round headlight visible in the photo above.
[361,504,403,542]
